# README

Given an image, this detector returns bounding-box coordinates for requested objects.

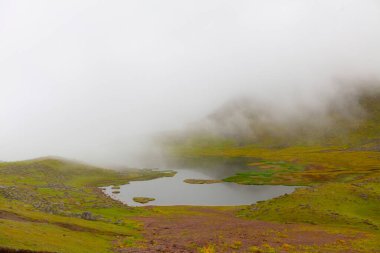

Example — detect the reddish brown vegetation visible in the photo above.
[119,207,362,253]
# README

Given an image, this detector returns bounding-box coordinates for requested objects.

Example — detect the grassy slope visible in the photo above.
[164,93,380,252]
[0,158,175,253]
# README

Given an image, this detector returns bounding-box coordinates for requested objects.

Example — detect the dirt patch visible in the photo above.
[0,210,123,236]
[53,222,126,236]
[0,210,36,222]
[0,247,55,253]
[119,207,363,253]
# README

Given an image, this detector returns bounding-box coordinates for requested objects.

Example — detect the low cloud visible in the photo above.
[0,1,380,167]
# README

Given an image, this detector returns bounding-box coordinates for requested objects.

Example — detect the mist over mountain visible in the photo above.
[160,81,380,150]
[1,1,380,167]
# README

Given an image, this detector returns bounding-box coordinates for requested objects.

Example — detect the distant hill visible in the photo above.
[161,84,380,150]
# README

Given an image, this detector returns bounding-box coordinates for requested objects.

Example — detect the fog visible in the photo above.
[1,1,380,167]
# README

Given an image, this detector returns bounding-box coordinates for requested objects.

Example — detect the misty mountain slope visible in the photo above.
[159,87,380,248]
[164,85,380,149]
[161,85,380,187]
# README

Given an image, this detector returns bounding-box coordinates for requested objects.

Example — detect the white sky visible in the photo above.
[1,0,380,166]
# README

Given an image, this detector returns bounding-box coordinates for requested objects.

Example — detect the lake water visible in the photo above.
[102,167,297,206]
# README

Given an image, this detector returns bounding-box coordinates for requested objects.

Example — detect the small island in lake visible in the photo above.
[133,197,155,204]
[183,179,222,184]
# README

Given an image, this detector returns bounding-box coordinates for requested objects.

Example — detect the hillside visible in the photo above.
[0,158,175,253]
[162,87,380,185]
[162,86,380,150]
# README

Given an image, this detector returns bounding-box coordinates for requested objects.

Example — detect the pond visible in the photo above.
[102,167,298,206]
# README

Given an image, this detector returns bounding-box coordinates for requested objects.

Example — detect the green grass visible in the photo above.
[0,158,175,252]
[0,158,175,217]
[238,181,380,229]
[224,160,305,185]
[0,219,114,253]
[0,193,142,253]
